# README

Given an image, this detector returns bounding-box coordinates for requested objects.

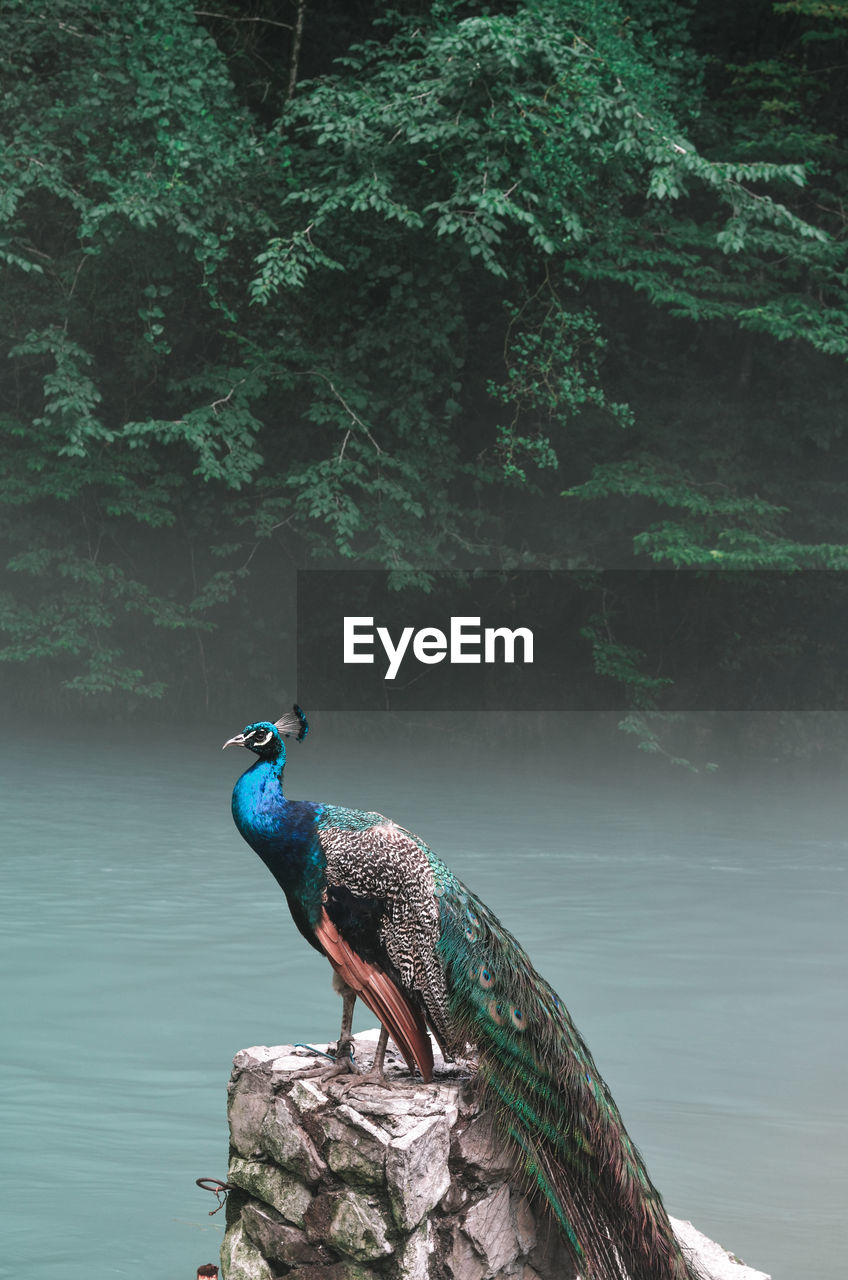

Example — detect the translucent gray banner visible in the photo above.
[296,570,848,711]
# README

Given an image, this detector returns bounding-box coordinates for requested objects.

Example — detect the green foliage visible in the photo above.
[581,616,672,709]
[617,712,719,773]
[10,329,110,456]
[1,0,847,725]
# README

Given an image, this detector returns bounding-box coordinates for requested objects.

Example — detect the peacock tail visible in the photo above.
[432,856,700,1280]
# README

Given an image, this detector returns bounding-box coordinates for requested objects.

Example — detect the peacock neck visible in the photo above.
[231,756,324,898]
[232,757,289,853]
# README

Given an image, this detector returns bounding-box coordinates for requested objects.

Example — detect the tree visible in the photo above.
[2,0,847,718]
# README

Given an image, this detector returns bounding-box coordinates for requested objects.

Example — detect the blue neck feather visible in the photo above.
[231,755,326,905]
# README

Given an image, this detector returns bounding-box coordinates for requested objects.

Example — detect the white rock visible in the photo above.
[260,1095,326,1184]
[226,1040,770,1280]
[386,1114,452,1230]
[347,1082,462,1131]
[234,1045,313,1075]
[336,1102,393,1147]
[228,1071,271,1159]
[288,1077,329,1113]
[324,1187,395,1261]
[396,1220,432,1280]
[220,1219,273,1280]
[456,1112,515,1178]
[324,1105,391,1188]
[670,1217,771,1280]
[463,1182,520,1274]
[513,1193,537,1255]
[227,1157,313,1227]
[447,1222,487,1280]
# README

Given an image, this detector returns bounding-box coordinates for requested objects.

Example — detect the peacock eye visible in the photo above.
[253,730,273,747]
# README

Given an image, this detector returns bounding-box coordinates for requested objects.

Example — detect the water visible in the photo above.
[1,716,845,1279]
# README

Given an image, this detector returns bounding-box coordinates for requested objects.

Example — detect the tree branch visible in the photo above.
[285,0,306,104]
[194,10,293,31]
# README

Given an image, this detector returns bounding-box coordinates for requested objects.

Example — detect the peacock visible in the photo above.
[224,707,701,1280]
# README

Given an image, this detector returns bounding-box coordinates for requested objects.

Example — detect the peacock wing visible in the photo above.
[315,809,455,1060]
[313,908,434,1080]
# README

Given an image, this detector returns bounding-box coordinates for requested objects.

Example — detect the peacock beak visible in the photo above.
[222,733,247,750]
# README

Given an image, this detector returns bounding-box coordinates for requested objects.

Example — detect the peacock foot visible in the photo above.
[297,1035,357,1081]
[325,1055,394,1091]
[329,1030,394,1088]
[339,1060,388,1087]
[307,1059,357,1082]
[327,1071,389,1094]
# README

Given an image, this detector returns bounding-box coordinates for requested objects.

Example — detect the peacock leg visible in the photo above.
[327,1025,393,1090]
[333,978,357,1067]
[352,1025,390,1085]
[302,974,358,1080]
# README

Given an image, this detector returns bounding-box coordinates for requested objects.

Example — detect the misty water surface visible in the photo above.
[1,714,845,1279]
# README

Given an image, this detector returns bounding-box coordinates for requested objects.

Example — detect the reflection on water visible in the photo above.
[1,715,844,1278]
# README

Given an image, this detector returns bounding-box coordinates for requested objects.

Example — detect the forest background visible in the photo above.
[3,0,848,761]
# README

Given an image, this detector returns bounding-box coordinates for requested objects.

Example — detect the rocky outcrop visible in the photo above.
[220,1031,770,1280]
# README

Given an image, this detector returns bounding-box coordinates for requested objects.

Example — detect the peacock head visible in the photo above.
[222,705,309,761]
